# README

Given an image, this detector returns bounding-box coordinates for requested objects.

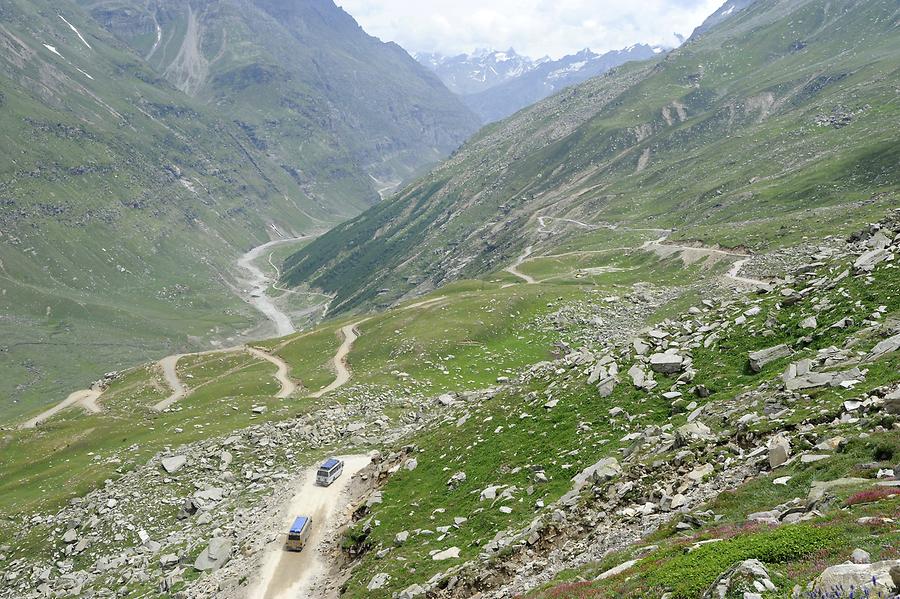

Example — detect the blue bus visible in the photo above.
[316,458,344,486]
[285,516,312,552]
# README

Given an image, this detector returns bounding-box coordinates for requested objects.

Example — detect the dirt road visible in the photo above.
[247,347,297,399]
[309,320,369,399]
[153,354,189,411]
[504,246,536,284]
[20,387,103,429]
[152,345,295,411]
[249,455,372,599]
[641,234,768,286]
[726,257,769,287]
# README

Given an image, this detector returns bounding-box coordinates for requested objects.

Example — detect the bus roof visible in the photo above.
[290,516,310,534]
[320,458,341,470]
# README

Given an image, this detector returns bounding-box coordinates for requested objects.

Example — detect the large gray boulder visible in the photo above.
[886,388,900,415]
[193,537,232,572]
[368,573,390,590]
[650,353,684,375]
[866,334,900,362]
[597,377,617,398]
[749,345,791,373]
[431,547,460,561]
[768,434,791,469]
[161,455,187,474]
[572,458,621,489]
[854,248,888,272]
[813,560,899,595]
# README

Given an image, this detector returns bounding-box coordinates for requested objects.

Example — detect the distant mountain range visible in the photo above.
[417,45,667,122]
[415,48,550,96]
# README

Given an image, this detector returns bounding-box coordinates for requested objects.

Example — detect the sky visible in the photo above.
[337,0,725,60]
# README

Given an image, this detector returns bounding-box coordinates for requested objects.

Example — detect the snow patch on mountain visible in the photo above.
[58,14,92,50]
[43,44,63,58]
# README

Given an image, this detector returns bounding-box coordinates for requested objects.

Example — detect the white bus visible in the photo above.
[316,458,344,486]
[285,516,312,552]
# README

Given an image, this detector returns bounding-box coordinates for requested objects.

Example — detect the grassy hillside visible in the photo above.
[0,0,477,423]
[283,0,900,315]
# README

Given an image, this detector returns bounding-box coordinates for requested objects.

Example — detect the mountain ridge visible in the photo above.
[419,44,666,122]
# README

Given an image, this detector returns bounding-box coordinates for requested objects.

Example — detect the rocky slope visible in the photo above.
[332,212,900,598]
[282,0,900,316]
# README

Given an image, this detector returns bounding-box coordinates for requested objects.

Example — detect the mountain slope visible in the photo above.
[0,0,476,422]
[0,0,328,421]
[77,0,481,196]
[283,0,900,314]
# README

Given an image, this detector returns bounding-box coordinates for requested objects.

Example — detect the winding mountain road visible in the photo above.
[247,347,296,399]
[505,216,768,288]
[309,320,369,399]
[151,345,296,411]
[504,246,536,285]
[20,236,311,426]
[20,387,103,429]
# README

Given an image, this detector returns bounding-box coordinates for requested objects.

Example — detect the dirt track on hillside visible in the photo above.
[248,455,372,599]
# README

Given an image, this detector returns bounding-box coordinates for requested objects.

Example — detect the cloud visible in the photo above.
[337,0,724,59]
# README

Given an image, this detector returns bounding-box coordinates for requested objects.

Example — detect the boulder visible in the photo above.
[368,573,390,591]
[432,547,460,561]
[748,345,791,373]
[394,531,409,546]
[886,388,900,415]
[799,316,818,329]
[572,458,621,490]
[813,560,899,595]
[768,434,791,469]
[866,334,900,362]
[399,584,425,598]
[650,353,684,375]
[193,537,232,572]
[597,377,617,398]
[597,559,640,580]
[628,364,646,388]
[161,455,187,474]
[854,248,888,272]
[808,478,869,501]
[677,421,714,441]
[447,472,466,487]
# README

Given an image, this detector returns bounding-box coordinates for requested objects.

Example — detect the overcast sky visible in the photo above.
[337,0,725,59]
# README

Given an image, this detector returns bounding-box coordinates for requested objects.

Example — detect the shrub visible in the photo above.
[648,524,844,598]
[845,487,899,506]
